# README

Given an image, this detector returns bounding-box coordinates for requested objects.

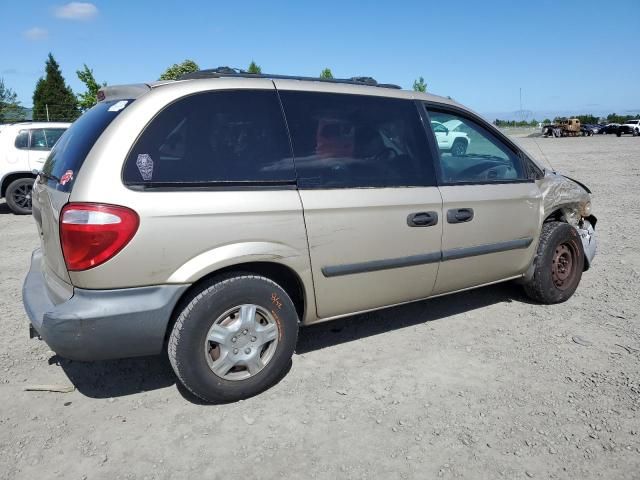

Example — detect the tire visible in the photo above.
[5,178,34,215]
[168,274,299,402]
[450,139,468,156]
[616,131,622,137]
[523,222,584,304]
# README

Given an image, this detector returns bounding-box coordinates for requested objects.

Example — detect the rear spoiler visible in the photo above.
[97,83,152,102]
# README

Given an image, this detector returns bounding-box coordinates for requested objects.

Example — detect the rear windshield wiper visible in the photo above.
[32,169,60,184]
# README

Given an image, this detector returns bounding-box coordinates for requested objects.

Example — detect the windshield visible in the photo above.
[42,99,132,192]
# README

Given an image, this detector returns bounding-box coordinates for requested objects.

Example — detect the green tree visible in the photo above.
[320,68,333,79]
[543,118,552,124]
[247,61,262,74]
[32,53,80,121]
[159,59,199,80]
[0,78,23,123]
[76,64,106,111]
[412,76,427,93]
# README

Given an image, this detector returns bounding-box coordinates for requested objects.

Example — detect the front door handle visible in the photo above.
[407,211,438,227]
[447,208,474,224]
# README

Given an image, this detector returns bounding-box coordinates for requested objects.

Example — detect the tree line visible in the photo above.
[0,54,431,123]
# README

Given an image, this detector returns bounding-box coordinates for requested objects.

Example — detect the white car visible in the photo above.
[0,122,70,214]
[431,120,470,156]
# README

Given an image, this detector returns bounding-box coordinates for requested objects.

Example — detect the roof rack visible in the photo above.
[178,67,402,89]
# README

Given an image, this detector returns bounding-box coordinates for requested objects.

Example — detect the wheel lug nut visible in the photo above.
[243,329,248,335]
[251,336,257,342]
[233,348,238,354]
[244,348,251,354]
[231,337,237,343]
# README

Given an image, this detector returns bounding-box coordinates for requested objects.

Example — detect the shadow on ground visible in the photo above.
[58,281,531,402]
[0,201,15,215]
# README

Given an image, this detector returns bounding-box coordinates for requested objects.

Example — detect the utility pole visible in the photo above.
[519,88,522,122]
[45,104,50,122]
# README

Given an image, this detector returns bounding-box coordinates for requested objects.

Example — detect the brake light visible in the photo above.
[60,203,139,271]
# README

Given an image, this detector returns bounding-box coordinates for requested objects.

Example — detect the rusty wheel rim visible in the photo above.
[552,243,576,290]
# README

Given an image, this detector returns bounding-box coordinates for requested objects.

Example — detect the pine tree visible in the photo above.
[32,53,80,121]
[247,61,262,74]
[320,68,333,79]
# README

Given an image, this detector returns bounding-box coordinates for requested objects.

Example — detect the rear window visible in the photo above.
[122,90,294,187]
[43,99,132,192]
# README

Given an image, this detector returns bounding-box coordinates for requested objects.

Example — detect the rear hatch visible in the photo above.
[32,99,134,302]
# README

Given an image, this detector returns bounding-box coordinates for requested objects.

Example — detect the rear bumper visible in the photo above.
[23,249,190,361]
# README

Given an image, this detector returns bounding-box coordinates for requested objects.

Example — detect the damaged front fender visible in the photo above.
[537,171,597,269]
[538,171,591,222]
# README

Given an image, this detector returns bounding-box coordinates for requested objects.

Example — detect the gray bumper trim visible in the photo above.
[23,249,190,361]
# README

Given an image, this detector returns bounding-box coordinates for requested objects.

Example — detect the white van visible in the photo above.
[0,122,70,214]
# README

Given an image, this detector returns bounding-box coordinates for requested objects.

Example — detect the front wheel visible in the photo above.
[450,139,468,156]
[523,222,584,304]
[168,274,299,402]
[5,178,34,215]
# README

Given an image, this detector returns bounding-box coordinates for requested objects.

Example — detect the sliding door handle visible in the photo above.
[447,208,474,224]
[407,211,438,227]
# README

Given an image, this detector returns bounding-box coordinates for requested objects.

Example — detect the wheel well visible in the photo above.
[543,209,566,223]
[164,262,307,344]
[1,172,36,198]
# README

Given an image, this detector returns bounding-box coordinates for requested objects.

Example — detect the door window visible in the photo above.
[14,130,29,149]
[280,91,436,188]
[123,90,294,185]
[426,108,525,184]
[29,128,66,150]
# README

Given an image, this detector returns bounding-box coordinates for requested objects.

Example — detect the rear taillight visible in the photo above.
[60,203,139,271]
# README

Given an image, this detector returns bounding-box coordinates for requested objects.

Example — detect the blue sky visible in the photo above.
[1,0,639,119]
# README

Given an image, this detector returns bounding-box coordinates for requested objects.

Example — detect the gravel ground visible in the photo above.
[1,135,639,479]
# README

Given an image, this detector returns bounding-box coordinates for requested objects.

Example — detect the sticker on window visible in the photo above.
[136,154,154,181]
[108,100,128,112]
[60,170,74,186]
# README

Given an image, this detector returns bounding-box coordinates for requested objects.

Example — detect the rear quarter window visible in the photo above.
[42,100,133,192]
[122,89,294,187]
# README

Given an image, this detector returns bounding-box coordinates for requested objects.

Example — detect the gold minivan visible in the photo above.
[23,70,597,402]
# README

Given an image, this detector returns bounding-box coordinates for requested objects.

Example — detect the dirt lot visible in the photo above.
[1,135,639,479]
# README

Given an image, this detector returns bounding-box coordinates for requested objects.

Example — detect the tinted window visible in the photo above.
[426,108,525,184]
[279,91,436,188]
[43,99,133,192]
[29,128,66,150]
[123,90,294,185]
[14,130,29,149]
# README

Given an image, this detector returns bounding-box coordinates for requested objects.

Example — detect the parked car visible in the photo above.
[22,71,597,402]
[580,124,596,136]
[600,123,620,134]
[431,120,470,155]
[616,120,640,136]
[0,122,70,214]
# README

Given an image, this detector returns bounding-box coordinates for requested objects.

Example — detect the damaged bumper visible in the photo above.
[577,218,597,269]
[22,249,190,361]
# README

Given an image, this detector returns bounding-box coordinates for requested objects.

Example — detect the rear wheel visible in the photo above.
[5,178,34,215]
[168,274,299,402]
[523,222,584,304]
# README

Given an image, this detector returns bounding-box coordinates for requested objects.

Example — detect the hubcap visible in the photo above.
[12,183,33,209]
[204,304,279,381]
[551,243,575,290]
